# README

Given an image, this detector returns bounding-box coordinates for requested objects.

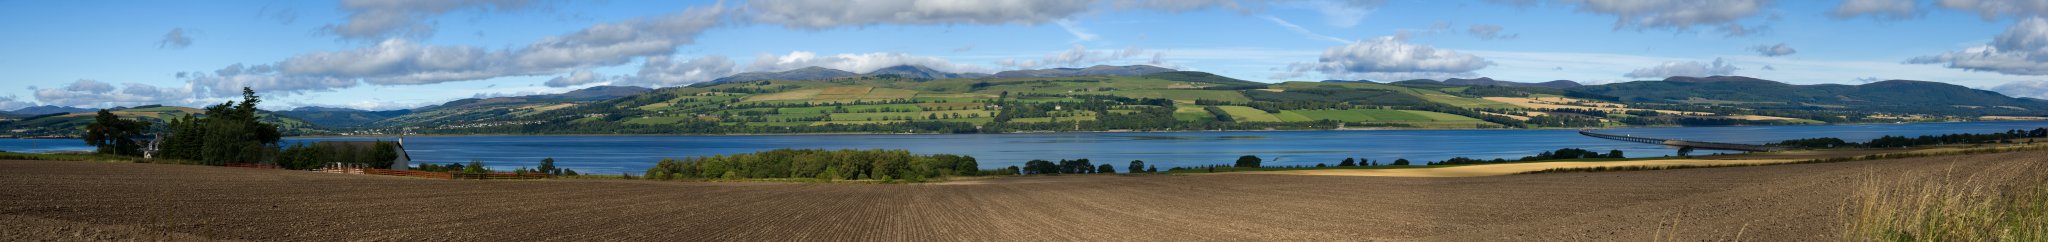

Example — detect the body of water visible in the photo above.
[7,121,2048,174]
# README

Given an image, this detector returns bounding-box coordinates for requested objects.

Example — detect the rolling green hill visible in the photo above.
[387,67,1553,135]
[16,68,2043,136]
[1566,76,2048,116]
[277,86,653,129]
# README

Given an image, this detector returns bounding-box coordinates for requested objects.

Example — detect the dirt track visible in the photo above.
[4,151,2045,241]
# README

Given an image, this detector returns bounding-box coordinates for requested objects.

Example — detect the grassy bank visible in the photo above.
[1843,160,2048,240]
[1518,144,2048,175]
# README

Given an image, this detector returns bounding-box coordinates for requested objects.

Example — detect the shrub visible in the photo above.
[1235,155,1262,168]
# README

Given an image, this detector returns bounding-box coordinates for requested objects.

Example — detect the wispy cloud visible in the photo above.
[1054,19,1100,43]
[1261,15,1347,44]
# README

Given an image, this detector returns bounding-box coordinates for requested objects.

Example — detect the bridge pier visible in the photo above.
[1579,129,1780,152]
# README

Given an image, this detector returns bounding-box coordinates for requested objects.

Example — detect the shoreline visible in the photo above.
[279,120,2019,138]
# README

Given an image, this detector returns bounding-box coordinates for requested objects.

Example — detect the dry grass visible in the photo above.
[1248,159,1798,177]
[10,150,2048,241]
[1843,162,2048,241]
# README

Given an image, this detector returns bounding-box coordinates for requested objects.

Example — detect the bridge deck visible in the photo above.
[1578,129,1781,152]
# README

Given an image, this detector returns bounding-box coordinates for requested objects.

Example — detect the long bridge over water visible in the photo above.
[1578,129,1783,152]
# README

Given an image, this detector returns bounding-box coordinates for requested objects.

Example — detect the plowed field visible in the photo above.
[4,150,2044,241]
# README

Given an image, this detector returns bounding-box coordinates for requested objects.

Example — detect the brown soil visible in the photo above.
[1242,158,1799,177]
[4,151,2044,241]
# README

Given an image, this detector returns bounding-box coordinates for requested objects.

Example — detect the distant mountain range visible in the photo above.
[273,86,654,128]
[4,105,95,116]
[704,64,1177,86]
[707,67,859,84]
[1,105,323,137]
[1385,77,1582,89]
[1568,76,2047,113]
[990,65,1177,78]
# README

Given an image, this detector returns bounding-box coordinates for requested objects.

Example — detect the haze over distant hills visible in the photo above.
[4,106,95,116]
[1569,76,2043,110]
[705,65,1178,85]
[990,65,1177,78]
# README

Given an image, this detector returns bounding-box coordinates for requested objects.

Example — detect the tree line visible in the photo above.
[1769,128,2048,149]
[82,88,284,166]
[643,148,992,182]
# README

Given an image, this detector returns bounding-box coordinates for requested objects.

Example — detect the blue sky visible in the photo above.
[4,0,2047,111]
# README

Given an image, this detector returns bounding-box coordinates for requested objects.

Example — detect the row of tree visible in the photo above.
[1768,128,2048,149]
[1012,158,1161,175]
[82,88,284,166]
[644,149,987,182]
[274,141,400,170]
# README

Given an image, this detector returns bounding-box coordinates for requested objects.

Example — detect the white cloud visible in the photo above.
[1937,0,2048,20]
[1285,37,1493,81]
[32,80,208,108]
[745,0,1096,29]
[543,69,612,88]
[1716,23,1767,37]
[172,3,726,97]
[1112,0,1244,12]
[623,55,737,87]
[1752,43,1797,57]
[1991,80,2048,98]
[745,0,1387,31]
[1908,17,2048,75]
[1055,19,1100,42]
[1262,15,1348,44]
[275,39,524,85]
[1831,0,1922,20]
[180,63,360,98]
[0,95,34,111]
[158,28,192,49]
[306,100,436,111]
[1539,0,1772,36]
[1468,24,1518,40]
[1623,58,1741,79]
[325,0,537,39]
[1465,50,2046,87]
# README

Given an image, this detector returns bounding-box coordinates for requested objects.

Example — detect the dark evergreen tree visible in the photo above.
[1128,160,1145,174]
[191,88,282,164]
[539,157,559,176]
[83,109,147,156]
[1235,155,1262,168]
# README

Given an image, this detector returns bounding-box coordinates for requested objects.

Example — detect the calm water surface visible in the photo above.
[6,121,2047,174]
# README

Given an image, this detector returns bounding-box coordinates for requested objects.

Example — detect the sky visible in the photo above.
[5,0,2048,111]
